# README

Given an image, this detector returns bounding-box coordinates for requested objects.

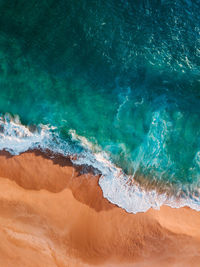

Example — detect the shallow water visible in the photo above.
[0,0,200,212]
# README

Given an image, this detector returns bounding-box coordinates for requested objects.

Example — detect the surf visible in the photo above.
[0,114,200,214]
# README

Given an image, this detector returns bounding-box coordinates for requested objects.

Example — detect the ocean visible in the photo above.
[0,0,200,213]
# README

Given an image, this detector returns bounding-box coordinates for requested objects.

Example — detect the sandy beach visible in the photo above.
[0,150,199,267]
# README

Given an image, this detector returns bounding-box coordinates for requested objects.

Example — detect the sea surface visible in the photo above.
[0,0,200,213]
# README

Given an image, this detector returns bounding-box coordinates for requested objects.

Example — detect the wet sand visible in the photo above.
[0,150,199,266]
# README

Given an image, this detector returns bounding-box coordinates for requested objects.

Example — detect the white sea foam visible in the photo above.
[69,129,200,213]
[0,114,71,156]
[0,115,51,154]
[0,114,200,213]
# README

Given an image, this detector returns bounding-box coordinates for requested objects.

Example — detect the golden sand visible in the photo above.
[0,150,199,266]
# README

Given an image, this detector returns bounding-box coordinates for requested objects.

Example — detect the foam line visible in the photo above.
[0,114,200,213]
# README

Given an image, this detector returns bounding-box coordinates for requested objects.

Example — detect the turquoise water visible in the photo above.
[0,0,200,209]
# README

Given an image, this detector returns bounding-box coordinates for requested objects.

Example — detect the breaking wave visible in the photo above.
[1,114,200,214]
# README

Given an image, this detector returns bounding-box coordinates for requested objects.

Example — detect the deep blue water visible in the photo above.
[0,0,200,207]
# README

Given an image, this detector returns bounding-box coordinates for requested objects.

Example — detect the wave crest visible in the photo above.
[0,114,200,213]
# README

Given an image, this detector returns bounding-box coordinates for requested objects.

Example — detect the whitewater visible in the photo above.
[1,114,200,214]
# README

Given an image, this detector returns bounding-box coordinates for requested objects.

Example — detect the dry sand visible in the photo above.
[0,150,199,267]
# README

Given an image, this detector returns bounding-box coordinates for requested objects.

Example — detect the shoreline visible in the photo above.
[0,149,199,266]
